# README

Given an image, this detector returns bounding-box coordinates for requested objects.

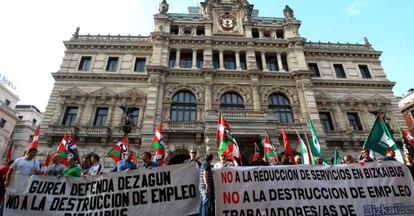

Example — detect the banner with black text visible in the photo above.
[4,163,199,216]
[213,161,414,216]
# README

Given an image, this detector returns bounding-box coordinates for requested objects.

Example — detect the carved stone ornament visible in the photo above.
[159,0,169,15]
[219,13,237,32]
[283,5,296,21]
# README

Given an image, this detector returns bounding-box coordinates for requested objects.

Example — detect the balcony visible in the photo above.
[78,126,110,138]
[207,110,276,122]
[163,121,204,133]
[278,122,307,132]
[45,125,76,136]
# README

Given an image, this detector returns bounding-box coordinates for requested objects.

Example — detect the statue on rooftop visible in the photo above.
[159,0,169,15]
[283,5,296,21]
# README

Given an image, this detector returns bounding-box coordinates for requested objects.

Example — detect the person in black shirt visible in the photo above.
[278,152,293,165]
[199,153,214,216]
[250,152,268,166]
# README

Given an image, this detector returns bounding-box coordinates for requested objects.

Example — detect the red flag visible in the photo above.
[41,152,52,175]
[281,127,295,163]
[152,125,166,166]
[5,142,13,162]
[56,133,69,166]
[252,142,261,162]
[28,127,40,150]
[107,136,131,163]
[402,129,414,145]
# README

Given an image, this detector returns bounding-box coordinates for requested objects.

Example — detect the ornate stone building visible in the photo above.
[0,83,19,161]
[40,0,404,164]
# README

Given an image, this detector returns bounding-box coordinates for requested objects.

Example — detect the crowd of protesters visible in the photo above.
[0,146,413,216]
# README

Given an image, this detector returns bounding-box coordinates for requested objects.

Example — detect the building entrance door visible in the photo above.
[234,135,262,166]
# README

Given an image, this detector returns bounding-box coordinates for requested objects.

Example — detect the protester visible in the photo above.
[112,151,138,172]
[141,152,157,170]
[405,154,414,180]
[0,160,13,215]
[214,154,233,168]
[315,157,324,165]
[199,153,214,216]
[266,156,278,166]
[61,156,81,178]
[278,152,293,165]
[380,148,397,161]
[81,155,92,175]
[343,155,356,164]
[47,155,66,176]
[87,154,103,176]
[294,155,302,165]
[4,148,41,187]
[184,148,201,167]
[250,152,268,166]
[360,149,374,162]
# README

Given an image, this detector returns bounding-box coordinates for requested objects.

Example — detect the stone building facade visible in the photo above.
[40,0,404,164]
[0,83,19,161]
[399,89,414,133]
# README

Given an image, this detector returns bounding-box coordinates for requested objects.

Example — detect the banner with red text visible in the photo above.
[213,162,414,216]
[4,163,199,216]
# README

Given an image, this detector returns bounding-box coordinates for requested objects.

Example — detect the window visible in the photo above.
[4,99,10,106]
[308,63,320,77]
[255,53,263,70]
[411,110,414,120]
[33,119,37,125]
[130,108,140,127]
[170,25,179,35]
[213,52,220,69]
[276,29,284,39]
[196,53,203,69]
[106,57,119,72]
[319,112,334,131]
[93,108,109,127]
[252,28,260,38]
[78,56,92,71]
[196,26,205,35]
[0,119,6,128]
[266,55,278,71]
[171,91,196,121]
[347,113,363,131]
[334,64,346,78]
[281,55,289,71]
[169,51,176,68]
[18,115,23,120]
[359,65,372,79]
[223,53,236,70]
[134,58,146,72]
[180,52,192,68]
[268,94,293,124]
[62,107,78,126]
[240,54,247,70]
[220,92,244,110]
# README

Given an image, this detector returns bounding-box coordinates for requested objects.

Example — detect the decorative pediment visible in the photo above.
[367,94,391,104]
[90,87,117,98]
[314,91,335,102]
[60,86,88,98]
[337,95,362,104]
[120,88,147,99]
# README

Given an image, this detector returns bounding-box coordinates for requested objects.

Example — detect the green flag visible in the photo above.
[333,148,341,165]
[307,118,328,164]
[363,116,404,163]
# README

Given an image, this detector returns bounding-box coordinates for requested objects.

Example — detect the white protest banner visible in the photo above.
[213,161,414,216]
[4,163,199,216]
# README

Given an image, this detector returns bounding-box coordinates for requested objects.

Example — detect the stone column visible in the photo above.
[277,53,285,72]
[251,78,261,111]
[205,75,213,111]
[334,104,347,130]
[175,49,181,69]
[219,50,224,70]
[105,100,116,127]
[192,49,197,69]
[235,51,241,70]
[155,76,165,123]
[74,103,85,126]
[261,52,268,71]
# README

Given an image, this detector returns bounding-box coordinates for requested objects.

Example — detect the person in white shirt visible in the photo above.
[214,155,233,169]
[87,154,103,176]
[5,148,40,187]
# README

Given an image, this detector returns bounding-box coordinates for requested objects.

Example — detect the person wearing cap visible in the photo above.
[61,156,81,178]
[47,155,66,176]
[4,148,41,187]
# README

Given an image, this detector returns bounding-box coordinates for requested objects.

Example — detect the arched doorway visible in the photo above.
[168,154,190,165]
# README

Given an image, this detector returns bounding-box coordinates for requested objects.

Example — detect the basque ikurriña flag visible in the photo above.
[152,124,166,166]
[107,136,131,163]
[216,112,241,166]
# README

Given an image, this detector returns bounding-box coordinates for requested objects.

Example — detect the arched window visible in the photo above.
[220,92,244,110]
[171,91,196,121]
[268,94,293,123]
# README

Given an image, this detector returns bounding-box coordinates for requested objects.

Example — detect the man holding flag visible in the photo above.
[216,112,241,166]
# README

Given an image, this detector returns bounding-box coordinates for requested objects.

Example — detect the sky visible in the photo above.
[0,0,412,112]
